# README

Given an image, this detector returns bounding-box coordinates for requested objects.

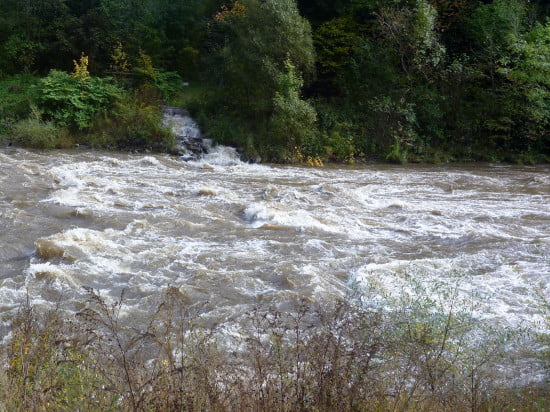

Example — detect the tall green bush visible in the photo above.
[271,60,319,159]
[37,69,123,130]
[89,92,174,151]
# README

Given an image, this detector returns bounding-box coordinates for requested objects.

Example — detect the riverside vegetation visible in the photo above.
[0,0,548,163]
[1,280,549,412]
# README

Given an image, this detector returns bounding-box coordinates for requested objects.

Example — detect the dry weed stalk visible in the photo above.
[1,286,548,411]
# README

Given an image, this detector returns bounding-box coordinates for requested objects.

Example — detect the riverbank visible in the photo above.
[2,292,548,411]
[1,74,548,166]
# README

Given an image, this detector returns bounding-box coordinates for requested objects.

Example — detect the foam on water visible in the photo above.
[243,202,339,233]
[352,252,548,329]
[193,145,243,167]
[0,149,549,377]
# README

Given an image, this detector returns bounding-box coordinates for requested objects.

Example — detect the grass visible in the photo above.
[9,115,72,149]
[1,285,548,411]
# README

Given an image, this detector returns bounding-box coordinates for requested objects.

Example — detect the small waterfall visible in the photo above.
[162,106,210,160]
[162,106,243,165]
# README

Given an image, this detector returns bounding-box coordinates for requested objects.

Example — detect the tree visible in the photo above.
[203,0,316,158]
[376,0,445,76]
[271,60,318,157]
[99,0,219,76]
[313,16,357,87]
[0,0,113,75]
[501,20,550,154]
[209,0,314,110]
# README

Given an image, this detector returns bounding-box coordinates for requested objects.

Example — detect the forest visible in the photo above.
[0,0,549,163]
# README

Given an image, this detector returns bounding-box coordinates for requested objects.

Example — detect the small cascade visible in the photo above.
[162,106,210,160]
[200,145,243,166]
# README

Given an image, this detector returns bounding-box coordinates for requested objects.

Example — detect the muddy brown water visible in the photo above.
[0,147,549,365]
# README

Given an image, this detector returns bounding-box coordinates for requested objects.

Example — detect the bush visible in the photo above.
[9,115,69,149]
[89,92,174,151]
[132,51,184,103]
[271,61,318,147]
[326,128,356,163]
[37,70,123,130]
[2,282,548,411]
[150,70,183,102]
[3,297,117,411]
[0,71,173,152]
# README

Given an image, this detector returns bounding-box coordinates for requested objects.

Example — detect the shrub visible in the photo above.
[89,92,174,151]
[37,69,123,130]
[132,50,184,102]
[150,70,183,102]
[4,297,117,411]
[326,128,356,163]
[9,114,69,149]
[270,60,320,161]
[2,282,548,411]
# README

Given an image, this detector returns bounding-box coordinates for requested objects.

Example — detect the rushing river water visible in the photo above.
[0,140,549,351]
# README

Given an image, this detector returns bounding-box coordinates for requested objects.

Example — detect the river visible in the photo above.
[1,140,549,359]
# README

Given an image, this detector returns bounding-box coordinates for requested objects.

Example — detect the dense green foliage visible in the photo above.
[0,74,38,134]
[38,69,122,130]
[198,0,317,161]
[0,0,549,162]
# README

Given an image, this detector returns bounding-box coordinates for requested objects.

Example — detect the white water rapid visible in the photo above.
[0,113,549,383]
